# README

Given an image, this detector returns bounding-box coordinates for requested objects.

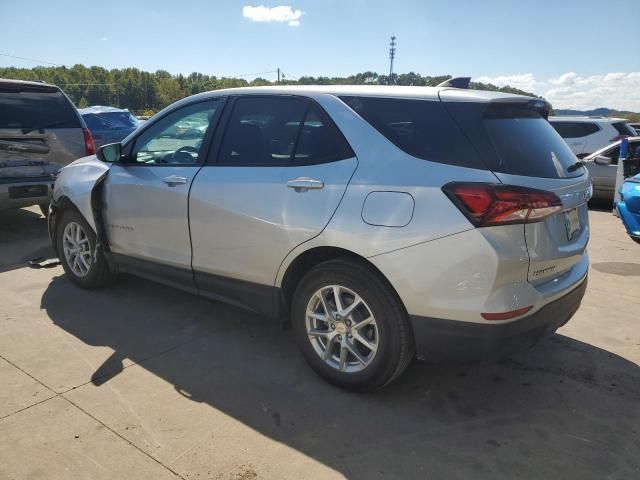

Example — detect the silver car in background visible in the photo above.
[0,79,94,214]
[49,86,590,390]
[584,136,640,202]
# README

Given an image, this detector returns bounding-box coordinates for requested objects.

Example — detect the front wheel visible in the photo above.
[292,258,414,391]
[55,209,116,288]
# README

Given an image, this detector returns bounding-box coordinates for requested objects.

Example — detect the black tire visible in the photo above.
[55,209,116,289]
[291,257,414,391]
[39,203,49,218]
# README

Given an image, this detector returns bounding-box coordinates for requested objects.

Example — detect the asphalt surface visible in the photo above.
[0,205,638,479]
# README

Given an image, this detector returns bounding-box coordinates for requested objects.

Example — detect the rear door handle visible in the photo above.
[287,178,324,192]
[162,175,187,187]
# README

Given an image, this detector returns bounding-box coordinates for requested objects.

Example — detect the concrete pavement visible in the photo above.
[0,206,638,479]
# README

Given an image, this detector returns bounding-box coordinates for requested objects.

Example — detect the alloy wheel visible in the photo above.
[62,221,92,277]
[305,285,379,372]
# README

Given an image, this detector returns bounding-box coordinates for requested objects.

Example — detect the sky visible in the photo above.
[1,0,639,110]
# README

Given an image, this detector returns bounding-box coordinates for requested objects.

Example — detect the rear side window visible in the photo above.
[293,102,354,164]
[0,85,80,130]
[340,96,486,169]
[612,122,636,136]
[217,96,353,165]
[550,121,599,138]
[446,102,581,179]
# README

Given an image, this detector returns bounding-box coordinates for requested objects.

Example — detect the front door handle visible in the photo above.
[162,175,188,187]
[287,177,324,192]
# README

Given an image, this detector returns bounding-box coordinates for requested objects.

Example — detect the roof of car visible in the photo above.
[549,115,629,123]
[0,78,60,92]
[79,105,131,115]
[0,78,55,87]
[193,85,535,103]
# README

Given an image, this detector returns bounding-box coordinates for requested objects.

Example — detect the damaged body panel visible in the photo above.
[49,157,111,251]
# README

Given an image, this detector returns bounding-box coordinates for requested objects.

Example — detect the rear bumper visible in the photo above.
[0,177,54,210]
[410,276,588,363]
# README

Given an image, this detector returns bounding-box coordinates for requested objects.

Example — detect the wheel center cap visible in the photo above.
[335,323,347,334]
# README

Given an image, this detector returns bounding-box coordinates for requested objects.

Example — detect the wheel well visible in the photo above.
[279,246,405,320]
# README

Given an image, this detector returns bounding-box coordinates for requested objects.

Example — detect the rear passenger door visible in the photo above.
[189,95,357,314]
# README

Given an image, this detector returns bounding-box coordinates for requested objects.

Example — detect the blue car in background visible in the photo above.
[79,106,140,149]
[617,173,640,244]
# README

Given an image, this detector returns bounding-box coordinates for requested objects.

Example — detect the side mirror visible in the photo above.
[98,142,122,163]
[594,155,612,166]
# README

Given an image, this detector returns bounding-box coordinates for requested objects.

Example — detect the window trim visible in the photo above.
[121,97,226,168]
[205,94,355,167]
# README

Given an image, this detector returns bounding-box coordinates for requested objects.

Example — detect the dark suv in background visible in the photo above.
[0,79,93,215]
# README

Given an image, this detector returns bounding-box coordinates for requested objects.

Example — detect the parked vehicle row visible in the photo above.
[549,115,637,158]
[49,85,591,390]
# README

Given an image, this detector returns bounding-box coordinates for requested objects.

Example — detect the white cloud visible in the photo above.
[476,72,640,111]
[242,5,304,26]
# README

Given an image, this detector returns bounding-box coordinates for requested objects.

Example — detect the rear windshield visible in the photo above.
[0,85,80,130]
[339,96,486,169]
[445,102,582,179]
[83,112,139,130]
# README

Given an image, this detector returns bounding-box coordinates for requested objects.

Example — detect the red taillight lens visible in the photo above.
[442,182,562,227]
[83,128,96,156]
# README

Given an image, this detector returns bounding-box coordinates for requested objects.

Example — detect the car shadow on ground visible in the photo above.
[0,208,54,273]
[40,274,640,479]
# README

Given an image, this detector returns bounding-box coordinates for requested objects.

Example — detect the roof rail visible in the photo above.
[437,77,471,89]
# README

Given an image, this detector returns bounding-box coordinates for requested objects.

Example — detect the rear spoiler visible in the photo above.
[437,77,471,89]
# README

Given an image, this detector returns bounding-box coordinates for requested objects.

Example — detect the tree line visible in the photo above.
[0,64,535,115]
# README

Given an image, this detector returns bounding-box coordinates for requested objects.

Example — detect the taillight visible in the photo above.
[442,182,562,227]
[83,128,96,156]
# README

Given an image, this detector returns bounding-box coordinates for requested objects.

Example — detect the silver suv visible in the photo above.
[1,79,93,214]
[49,86,590,390]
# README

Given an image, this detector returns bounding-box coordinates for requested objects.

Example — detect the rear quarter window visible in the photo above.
[339,96,486,170]
[612,122,636,136]
[0,85,80,130]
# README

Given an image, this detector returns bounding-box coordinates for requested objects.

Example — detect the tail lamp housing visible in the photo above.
[442,182,563,227]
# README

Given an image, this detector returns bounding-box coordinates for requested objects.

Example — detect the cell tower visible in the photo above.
[389,36,396,85]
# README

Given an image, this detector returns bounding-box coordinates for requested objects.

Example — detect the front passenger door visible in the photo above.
[103,99,223,278]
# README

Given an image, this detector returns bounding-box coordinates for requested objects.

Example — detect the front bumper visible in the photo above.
[410,276,588,363]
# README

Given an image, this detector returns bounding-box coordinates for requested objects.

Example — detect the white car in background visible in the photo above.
[549,116,636,158]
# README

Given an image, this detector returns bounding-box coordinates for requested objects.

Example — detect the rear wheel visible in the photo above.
[56,209,116,288]
[292,258,414,391]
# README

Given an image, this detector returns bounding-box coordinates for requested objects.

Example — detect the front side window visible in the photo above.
[131,100,220,165]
